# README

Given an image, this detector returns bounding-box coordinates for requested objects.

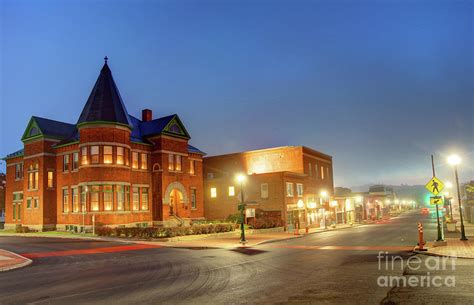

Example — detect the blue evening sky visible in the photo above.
[1,0,472,187]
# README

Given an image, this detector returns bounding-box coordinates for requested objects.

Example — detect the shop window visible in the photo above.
[104,146,113,164]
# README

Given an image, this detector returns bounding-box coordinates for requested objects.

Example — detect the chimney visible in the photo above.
[142,109,152,122]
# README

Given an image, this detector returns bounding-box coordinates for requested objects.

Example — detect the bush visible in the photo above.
[95,223,237,239]
[248,217,284,230]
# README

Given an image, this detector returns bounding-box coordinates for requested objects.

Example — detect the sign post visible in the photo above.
[425,155,444,242]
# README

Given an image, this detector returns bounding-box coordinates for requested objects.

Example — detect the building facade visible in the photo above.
[3,60,205,231]
[203,146,334,229]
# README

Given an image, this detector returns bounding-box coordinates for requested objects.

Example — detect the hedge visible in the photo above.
[96,223,237,239]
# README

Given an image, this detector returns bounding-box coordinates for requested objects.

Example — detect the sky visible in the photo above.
[0,0,473,188]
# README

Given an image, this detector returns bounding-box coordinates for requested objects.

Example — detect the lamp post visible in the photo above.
[237,174,247,244]
[320,191,328,229]
[445,182,454,219]
[447,155,467,241]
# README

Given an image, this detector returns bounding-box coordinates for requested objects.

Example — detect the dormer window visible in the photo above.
[169,123,182,134]
[29,127,39,137]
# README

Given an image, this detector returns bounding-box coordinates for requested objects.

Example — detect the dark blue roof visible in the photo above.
[188,144,206,155]
[2,149,24,160]
[139,114,175,137]
[77,63,132,127]
[33,116,76,139]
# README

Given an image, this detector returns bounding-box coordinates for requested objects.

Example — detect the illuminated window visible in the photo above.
[141,188,148,210]
[72,152,79,170]
[189,160,195,175]
[90,186,100,211]
[81,187,87,212]
[132,187,139,210]
[168,154,174,170]
[175,155,182,171]
[62,188,69,213]
[125,149,129,166]
[63,154,69,172]
[296,183,304,197]
[210,187,217,198]
[321,166,325,180]
[91,146,99,164]
[103,185,113,211]
[117,185,124,210]
[116,147,124,165]
[81,147,88,165]
[104,146,113,164]
[72,187,79,212]
[261,183,268,199]
[28,163,39,190]
[141,153,148,169]
[47,171,54,188]
[228,186,235,196]
[132,152,139,169]
[125,186,130,210]
[286,182,294,197]
[308,163,312,177]
[191,188,197,209]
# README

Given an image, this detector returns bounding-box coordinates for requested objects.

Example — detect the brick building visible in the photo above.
[0,173,5,224]
[203,146,334,229]
[2,59,205,231]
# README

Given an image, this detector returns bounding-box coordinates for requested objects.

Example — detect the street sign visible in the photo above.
[425,177,444,195]
[430,196,444,205]
[245,208,255,218]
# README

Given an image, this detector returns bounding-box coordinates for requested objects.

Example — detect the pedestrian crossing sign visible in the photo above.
[430,196,444,205]
[425,177,444,195]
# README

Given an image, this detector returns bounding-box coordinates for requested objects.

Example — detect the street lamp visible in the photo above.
[320,191,328,229]
[447,154,468,241]
[236,174,247,244]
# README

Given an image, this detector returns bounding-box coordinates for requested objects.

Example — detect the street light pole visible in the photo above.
[454,165,468,241]
[237,175,246,244]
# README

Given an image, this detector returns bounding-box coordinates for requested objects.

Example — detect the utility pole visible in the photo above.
[431,155,443,241]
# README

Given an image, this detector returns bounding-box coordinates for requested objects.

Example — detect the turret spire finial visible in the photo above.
[104,56,108,64]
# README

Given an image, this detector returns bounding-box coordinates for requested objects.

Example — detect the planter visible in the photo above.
[446,222,457,232]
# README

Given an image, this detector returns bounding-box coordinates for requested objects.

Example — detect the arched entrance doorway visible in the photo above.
[169,189,183,216]
[163,182,189,217]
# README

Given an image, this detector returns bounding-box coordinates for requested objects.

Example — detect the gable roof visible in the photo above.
[22,116,76,142]
[77,62,132,128]
[139,114,190,139]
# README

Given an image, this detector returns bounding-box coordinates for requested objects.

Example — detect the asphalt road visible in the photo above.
[0,211,438,305]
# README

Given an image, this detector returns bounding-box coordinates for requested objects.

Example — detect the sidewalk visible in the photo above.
[416,238,474,259]
[0,249,32,272]
[0,223,364,249]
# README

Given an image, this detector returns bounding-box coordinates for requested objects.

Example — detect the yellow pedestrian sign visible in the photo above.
[430,196,444,205]
[425,177,444,195]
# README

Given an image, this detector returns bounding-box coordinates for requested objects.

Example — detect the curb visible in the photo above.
[0,250,33,272]
[412,248,474,259]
